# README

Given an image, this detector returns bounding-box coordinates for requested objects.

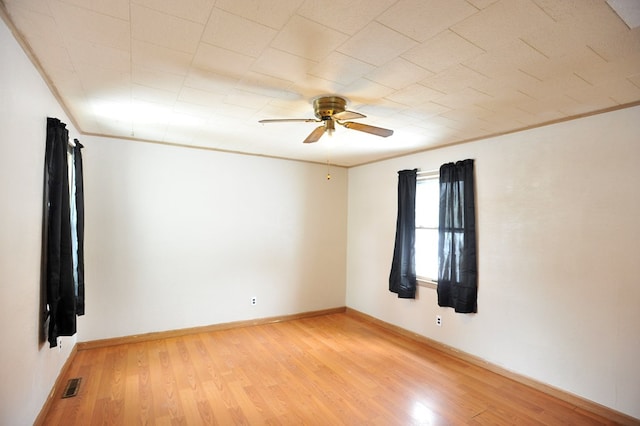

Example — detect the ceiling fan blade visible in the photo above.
[259,118,318,123]
[333,110,366,120]
[303,125,326,144]
[341,121,394,137]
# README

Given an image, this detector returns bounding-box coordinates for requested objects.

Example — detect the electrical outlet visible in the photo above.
[436,315,442,326]
[251,297,257,306]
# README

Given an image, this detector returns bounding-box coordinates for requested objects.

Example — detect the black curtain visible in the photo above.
[389,169,417,298]
[44,118,84,347]
[73,139,85,315]
[437,159,477,313]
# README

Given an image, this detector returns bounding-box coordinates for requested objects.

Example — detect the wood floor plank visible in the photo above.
[40,313,632,425]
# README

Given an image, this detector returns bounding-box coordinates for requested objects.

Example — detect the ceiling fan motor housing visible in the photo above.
[313,96,347,120]
[258,95,393,143]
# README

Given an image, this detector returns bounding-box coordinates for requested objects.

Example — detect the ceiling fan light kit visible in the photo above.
[259,95,394,144]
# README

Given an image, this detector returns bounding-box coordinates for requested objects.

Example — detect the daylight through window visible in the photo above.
[415,173,439,282]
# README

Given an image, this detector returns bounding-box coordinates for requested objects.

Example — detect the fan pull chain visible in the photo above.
[326,146,331,180]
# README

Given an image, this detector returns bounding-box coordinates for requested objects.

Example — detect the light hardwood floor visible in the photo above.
[42,313,627,425]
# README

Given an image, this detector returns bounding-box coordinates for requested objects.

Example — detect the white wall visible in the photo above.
[78,136,348,341]
[346,105,640,419]
[0,18,77,426]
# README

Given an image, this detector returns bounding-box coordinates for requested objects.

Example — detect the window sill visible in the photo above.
[417,278,437,289]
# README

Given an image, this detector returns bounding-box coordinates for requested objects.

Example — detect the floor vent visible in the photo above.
[62,378,81,398]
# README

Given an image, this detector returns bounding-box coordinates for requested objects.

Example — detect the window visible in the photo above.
[67,143,80,295]
[415,172,439,282]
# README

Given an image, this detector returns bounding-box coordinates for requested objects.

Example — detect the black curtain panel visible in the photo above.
[73,139,85,316]
[437,159,478,313]
[44,118,84,347]
[389,169,417,299]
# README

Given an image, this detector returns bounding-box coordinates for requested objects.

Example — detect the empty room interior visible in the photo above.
[1,0,639,424]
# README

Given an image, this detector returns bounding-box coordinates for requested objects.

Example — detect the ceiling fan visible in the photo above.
[259,95,394,144]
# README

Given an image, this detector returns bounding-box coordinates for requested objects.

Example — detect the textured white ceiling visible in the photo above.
[2,0,639,166]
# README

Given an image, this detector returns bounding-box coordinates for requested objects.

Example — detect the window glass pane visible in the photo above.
[415,178,438,228]
[415,228,438,280]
